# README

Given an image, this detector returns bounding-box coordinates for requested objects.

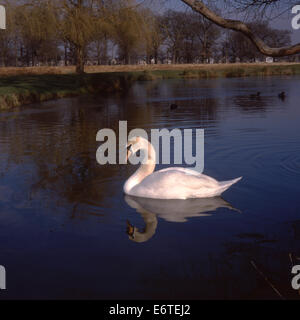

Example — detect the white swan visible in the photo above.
[124,136,242,199]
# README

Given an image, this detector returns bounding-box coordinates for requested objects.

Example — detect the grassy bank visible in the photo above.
[1,63,300,109]
[0,72,137,110]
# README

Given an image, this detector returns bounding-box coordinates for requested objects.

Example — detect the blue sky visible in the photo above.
[272,12,299,44]
[149,0,300,44]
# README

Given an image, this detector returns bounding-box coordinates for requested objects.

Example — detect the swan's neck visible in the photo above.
[130,211,158,243]
[124,142,156,194]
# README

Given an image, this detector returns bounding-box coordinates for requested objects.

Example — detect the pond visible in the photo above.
[0,76,299,299]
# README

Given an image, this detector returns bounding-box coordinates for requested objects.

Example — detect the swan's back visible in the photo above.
[128,167,241,199]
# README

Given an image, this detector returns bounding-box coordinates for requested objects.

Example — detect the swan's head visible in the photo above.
[126,220,137,240]
[126,136,155,162]
[126,219,156,243]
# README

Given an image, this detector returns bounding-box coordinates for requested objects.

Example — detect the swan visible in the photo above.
[123,136,242,199]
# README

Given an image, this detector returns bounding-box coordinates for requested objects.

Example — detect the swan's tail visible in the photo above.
[216,176,242,196]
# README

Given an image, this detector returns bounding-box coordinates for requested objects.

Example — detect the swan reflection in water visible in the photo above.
[125,195,241,243]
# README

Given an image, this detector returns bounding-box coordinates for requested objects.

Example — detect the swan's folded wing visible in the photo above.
[157,167,202,176]
[170,171,219,189]
[130,169,220,199]
[157,167,218,184]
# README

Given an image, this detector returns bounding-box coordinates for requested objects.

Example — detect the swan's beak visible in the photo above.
[126,149,132,161]
[126,144,132,161]
[126,220,135,238]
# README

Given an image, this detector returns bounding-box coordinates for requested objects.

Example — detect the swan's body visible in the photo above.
[124,137,242,200]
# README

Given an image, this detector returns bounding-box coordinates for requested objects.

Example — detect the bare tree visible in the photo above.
[222,21,291,62]
[180,0,300,56]
[161,10,221,63]
[191,11,220,63]
[162,10,187,63]
[143,10,165,64]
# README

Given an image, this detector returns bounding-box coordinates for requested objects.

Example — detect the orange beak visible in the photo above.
[126,143,132,161]
[126,149,132,161]
[126,220,135,237]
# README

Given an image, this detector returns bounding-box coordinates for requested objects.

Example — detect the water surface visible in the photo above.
[0,76,300,299]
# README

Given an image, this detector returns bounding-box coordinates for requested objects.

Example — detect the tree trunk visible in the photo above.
[76,45,85,74]
[14,38,18,67]
[154,48,158,64]
[103,34,108,65]
[32,51,35,67]
[64,43,68,66]
[125,50,130,65]
[172,49,176,64]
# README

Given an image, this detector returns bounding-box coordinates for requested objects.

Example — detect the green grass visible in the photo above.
[0,72,137,109]
[1,63,300,109]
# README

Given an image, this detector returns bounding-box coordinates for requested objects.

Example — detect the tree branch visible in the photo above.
[181,0,300,56]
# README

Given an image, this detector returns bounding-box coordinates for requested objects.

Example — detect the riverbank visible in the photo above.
[1,63,300,109]
[0,72,137,110]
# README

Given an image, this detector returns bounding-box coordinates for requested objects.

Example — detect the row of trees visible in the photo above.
[0,0,293,72]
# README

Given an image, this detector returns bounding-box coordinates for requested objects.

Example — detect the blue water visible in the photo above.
[0,76,299,299]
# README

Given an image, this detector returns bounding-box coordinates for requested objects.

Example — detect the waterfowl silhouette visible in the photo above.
[170,103,178,110]
[278,92,286,100]
[250,92,261,98]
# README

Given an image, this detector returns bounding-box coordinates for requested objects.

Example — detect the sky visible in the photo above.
[272,12,300,44]
[146,0,300,45]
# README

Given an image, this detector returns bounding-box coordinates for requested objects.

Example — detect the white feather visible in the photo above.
[124,137,242,199]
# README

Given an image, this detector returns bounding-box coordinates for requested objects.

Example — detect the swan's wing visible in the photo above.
[157,167,202,176]
[157,167,219,184]
[130,169,220,199]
